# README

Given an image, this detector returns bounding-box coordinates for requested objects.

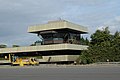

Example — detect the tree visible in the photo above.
[30,40,42,46]
[0,44,7,48]
[91,27,112,46]
[80,27,120,63]
[80,37,89,45]
[12,45,20,47]
[111,31,120,61]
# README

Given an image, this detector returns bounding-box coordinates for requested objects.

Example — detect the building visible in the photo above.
[0,20,88,64]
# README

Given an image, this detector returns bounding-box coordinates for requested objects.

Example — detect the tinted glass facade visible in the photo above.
[38,29,81,45]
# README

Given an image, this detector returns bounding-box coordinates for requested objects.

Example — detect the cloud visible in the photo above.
[97,16,120,34]
[115,16,120,22]
[0,0,120,46]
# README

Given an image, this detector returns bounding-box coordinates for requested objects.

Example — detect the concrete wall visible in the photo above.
[28,20,88,33]
[42,55,79,62]
[0,44,88,54]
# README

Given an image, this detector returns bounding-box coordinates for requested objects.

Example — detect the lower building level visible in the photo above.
[0,44,88,64]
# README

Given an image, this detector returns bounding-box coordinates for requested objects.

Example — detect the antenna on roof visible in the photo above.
[58,17,62,21]
[58,17,65,21]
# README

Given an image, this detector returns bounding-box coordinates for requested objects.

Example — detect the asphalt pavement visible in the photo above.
[0,65,120,80]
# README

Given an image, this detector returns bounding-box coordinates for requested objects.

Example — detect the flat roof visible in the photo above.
[0,44,88,54]
[28,20,88,33]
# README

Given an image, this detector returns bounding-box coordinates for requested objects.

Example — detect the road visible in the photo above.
[0,65,120,80]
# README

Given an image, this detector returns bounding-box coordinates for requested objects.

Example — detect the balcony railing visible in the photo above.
[36,39,86,45]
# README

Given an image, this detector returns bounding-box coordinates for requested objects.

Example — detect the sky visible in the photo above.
[0,0,120,47]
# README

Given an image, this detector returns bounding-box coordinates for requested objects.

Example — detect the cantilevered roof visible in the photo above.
[0,44,88,54]
[28,20,88,33]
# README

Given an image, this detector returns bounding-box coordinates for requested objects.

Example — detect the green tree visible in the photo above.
[111,31,120,61]
[12,45,20,47]
[0,44,7,48]
[80,27,120,63]
[80,37,89,45]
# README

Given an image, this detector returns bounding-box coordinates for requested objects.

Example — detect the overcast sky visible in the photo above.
[0,0,120,47]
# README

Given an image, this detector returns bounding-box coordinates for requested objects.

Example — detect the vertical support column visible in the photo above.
[9,54,11,62]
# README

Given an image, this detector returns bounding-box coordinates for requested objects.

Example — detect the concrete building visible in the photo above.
[0,20,88,63]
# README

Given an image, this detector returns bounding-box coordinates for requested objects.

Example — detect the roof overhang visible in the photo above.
[0,44,88,54]
[28,20,88,34]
